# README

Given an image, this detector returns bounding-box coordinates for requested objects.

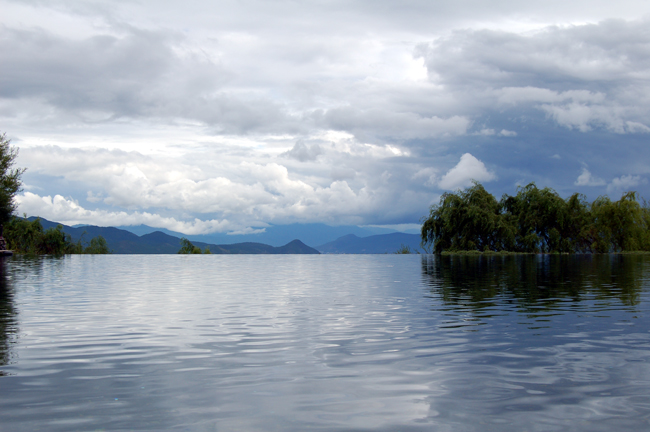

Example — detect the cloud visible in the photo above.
[330,167,357,181]
[15,144,437,230]
[496,87,605,105]
[575,168,606,186]
[420,20,650,89]
[438,153,496,190]
[319,107,470,142]
[15,192,237,234]
[541,103,650,134]
[412,167,438,187]
[281,140,322,162]
[416,19,650,134]
[0,24,304,135]
[473,128,516,137]
[4,3,650,232]
[606,175,648,194]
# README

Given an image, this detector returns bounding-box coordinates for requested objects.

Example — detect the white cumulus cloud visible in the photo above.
[438,153,496,190]
[607,175,648,194]
[15,192,238,234]
[575,168,606,186]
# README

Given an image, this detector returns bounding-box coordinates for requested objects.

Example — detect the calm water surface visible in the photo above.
[0,254,649,431]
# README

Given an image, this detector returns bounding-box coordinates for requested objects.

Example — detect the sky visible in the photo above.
[2,0,650,236]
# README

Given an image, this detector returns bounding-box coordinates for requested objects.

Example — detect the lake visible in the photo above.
[0,254,649,431]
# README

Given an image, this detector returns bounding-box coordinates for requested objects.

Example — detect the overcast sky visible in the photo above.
[2,0,650,235]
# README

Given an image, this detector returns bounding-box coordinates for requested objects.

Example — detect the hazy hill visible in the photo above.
[116,222,399,248]
[28,217,426,254]
[316,232,424,254]
[27,218,319,254]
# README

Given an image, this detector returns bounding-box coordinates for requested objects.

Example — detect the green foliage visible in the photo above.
[4,217,111,255]
[501,183,593,253]
[5,217,44,254]
[66,236,85,254]
[421,182,514,253]
[589,192,650,252]
[422,182,650,254]
[84,236,111,254]
[178,237,203,254]
[502,184,564,252]
[0,133,25,225]
[394,244,416,254]
[38,225,69,255]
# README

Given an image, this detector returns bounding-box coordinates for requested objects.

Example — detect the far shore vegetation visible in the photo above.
[178,237,211,254]
[421,182,650,254]
[394,244,419,254]
[5,217,111,255]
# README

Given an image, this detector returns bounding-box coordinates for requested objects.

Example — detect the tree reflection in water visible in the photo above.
[421,254,649,314]
[0,257,17,375]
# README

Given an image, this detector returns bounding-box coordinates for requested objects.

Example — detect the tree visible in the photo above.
[5,217,43,254]
[395,244,414,254]
[590,192,650,252]
[422,182,650,254]
[501,183,571,253]
[4,217,111,255]
[178,237,202,254]
[84,236,111,254]
[0,133,25,225]
[38,225,69,255]
[562,192,592,253]
[421,182,514,253]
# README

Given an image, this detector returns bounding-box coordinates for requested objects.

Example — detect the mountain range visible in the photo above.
[31,218,424,254]
[113,222,420,247]
[317,233,425,254]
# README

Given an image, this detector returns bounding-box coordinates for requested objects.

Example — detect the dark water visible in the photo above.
[0,254,649,431]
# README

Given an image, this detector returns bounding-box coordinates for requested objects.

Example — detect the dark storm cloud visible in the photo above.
[0,24,300,134]
[419,20,650,89]
[0,26,182,114]
[416,19,650,133]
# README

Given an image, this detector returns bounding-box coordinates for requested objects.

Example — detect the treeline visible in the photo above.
[5,217,110,255]
[421,182,650,254]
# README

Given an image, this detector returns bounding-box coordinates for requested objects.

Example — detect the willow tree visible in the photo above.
[0,133,25,225]
[421,182,649,254]
[562,192,593,253]
[590,192,650,252]
[500,183,587,253]
[178,237,203,254]
[84,236,111,254]
[421,182,515,253]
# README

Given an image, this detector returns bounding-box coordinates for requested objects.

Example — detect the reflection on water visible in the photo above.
[0,257,17,375]
[422,254,648,310]
[0,254,648,431]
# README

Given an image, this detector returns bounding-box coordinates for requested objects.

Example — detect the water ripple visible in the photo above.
[0,254,648,430]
